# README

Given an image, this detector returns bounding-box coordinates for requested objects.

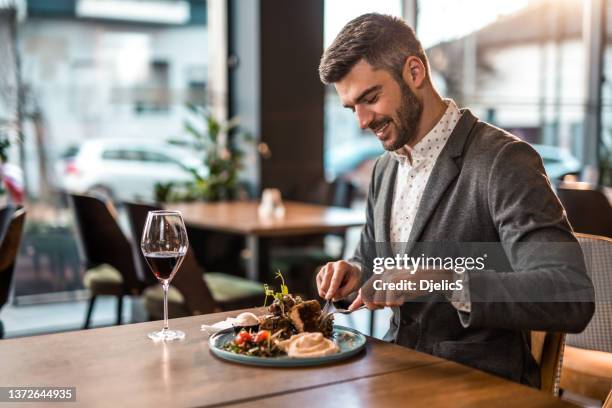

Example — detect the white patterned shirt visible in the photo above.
[390,99,462,242]
[350,99,470,315]
[388,100,471,314]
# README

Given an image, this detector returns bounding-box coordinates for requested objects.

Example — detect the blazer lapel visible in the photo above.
[374,156,398,257]
[405,109,478,252]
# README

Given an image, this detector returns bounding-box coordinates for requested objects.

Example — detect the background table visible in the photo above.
[167,201,365,280]
[0,309,573,407]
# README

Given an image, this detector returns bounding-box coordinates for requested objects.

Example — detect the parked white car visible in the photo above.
[56,139,205,202]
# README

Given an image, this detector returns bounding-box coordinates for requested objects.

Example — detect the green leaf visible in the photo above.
[274,270,289,295]
[186,103,200,114]
[185,120,202,141]
[263,283,272,307]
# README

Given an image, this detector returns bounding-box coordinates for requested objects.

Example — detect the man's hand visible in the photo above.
[349,268,455,311]
[316,260,362,300]
[348,289,386,311]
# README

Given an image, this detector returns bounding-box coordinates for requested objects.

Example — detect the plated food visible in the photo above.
[210,272,365,365]
[278,332,339,358]
[222,293,335,358]
[231,312,260,334]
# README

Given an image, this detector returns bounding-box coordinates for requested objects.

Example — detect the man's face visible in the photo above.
[335,59,423,151]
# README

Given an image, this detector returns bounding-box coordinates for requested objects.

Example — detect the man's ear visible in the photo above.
[402,56,426,88]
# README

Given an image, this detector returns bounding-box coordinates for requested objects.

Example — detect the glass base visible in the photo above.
[147,328,185,341]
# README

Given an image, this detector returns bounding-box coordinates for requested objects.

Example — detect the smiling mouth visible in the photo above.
[374,121,390,138]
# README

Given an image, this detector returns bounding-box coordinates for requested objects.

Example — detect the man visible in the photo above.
[316,13,594,387]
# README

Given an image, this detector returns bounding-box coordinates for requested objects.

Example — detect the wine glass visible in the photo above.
[141,210,188,341]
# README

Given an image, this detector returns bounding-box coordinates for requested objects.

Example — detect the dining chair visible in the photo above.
[270,178,368,330]
[0,206,26,339]
[124,201,264,319]
[556,181,612,238]
[603,389,612,408]
[69,194,145,328]
[271,178,357,296]
[560,233,612,401]
[0,206,14,238]
[530,331,565,396]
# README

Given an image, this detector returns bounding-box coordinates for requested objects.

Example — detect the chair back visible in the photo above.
[296,177,357,209]
[330,178,357,209]
[286,178,357,254]
[567,233,612,352]
[0,206,13,240]
[124,201,217,315]
[329,178,356,256]
[69,194,142,294]
[0,206,26,309]
[604,389,612,408]
[530,331,566,396]
[556,182,612,238]
[123,202,160,287]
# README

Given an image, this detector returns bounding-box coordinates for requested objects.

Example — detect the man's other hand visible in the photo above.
[316,260,362,300]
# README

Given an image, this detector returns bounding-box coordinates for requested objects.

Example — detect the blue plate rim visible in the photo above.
[208,325,367,367]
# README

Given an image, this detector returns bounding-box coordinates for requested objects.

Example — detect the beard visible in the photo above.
[372,81,423,151]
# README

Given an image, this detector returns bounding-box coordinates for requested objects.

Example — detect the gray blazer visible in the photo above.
[351,109,595,387]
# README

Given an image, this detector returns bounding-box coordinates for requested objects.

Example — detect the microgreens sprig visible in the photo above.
[263,270,289,307]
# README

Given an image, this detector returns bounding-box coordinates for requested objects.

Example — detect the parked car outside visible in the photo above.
[56,139,205,202]
[325,138,582,196]
[531,144,582,180]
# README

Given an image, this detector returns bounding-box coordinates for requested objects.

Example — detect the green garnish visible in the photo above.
[263,270,289,307]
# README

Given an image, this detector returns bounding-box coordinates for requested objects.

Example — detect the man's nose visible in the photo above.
[355,105,373,130]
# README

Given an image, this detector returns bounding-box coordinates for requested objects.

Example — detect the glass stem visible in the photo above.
[163,281,169,331]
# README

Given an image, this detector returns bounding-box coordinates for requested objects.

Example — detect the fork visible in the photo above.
[322,299,366,315]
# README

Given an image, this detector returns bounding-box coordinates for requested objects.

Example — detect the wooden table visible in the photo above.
[166,201,365,280]
[0,309,573,407]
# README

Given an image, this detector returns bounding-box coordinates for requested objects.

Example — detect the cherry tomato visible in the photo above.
[254,330,270,343]
[235,331,252,346]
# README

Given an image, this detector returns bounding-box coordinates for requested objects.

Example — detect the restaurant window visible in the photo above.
[323,1,599,189]
[601,0,612,186]
[0,0,209,311]
[323,0,403,187]
[419,0,586,182]
[133,60,170,114]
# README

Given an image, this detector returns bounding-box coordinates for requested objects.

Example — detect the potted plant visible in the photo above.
[155,104,256,203]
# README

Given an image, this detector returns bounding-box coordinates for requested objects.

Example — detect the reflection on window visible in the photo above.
[2,0,208,304]
[323,1,597,186]
[422,0,584,180]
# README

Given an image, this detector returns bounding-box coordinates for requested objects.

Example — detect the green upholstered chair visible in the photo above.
[70,194,146,328]
[124,201,264,320]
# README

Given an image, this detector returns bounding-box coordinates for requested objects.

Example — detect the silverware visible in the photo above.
[321,301,366,326]
[322,299,332,314]
[322,300,366,315]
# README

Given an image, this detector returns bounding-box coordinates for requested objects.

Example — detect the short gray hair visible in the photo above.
[319,13,428,85]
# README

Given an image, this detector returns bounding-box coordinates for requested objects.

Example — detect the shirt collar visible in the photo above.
[393,99,461,166]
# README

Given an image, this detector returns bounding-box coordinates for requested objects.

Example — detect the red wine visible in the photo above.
[144,252,183,281]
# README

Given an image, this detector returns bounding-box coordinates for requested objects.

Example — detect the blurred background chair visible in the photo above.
[270,177,376,334]
[124,201,264,319]
[271,177,357,297]
[560,233,612,402]
[556,181,612,238]
[70,194,145,328]
[0,206,26,339]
